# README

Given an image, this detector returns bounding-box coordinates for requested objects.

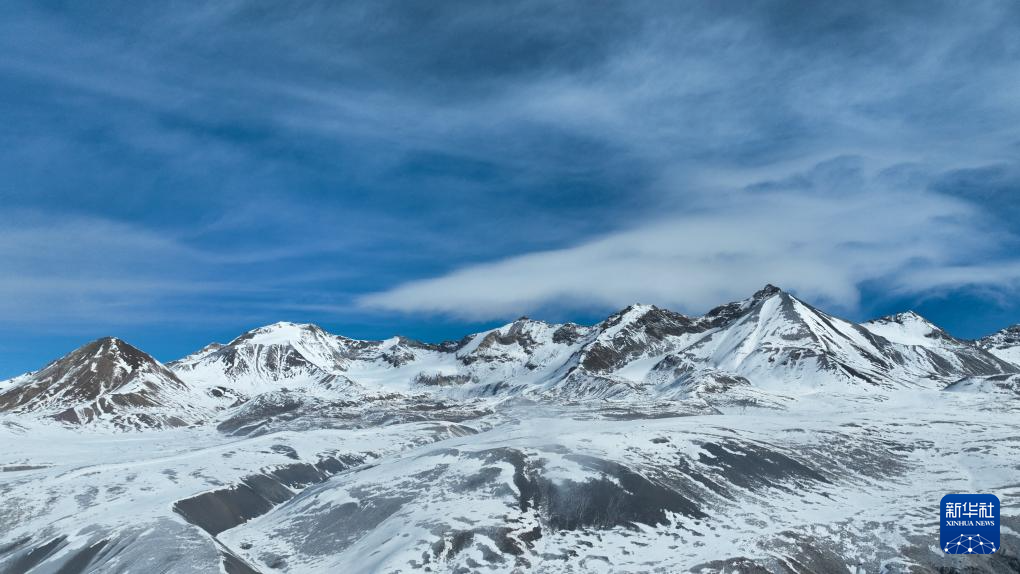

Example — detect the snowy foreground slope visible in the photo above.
[2,286,1020,573]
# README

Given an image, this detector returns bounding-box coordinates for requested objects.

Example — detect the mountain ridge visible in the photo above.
[2,285,1018,429]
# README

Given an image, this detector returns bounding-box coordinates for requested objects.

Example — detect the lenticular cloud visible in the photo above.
[361,161,1009,319]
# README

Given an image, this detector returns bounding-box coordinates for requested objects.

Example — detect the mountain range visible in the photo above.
[2,285,1019,573]
[2,285,1018,431]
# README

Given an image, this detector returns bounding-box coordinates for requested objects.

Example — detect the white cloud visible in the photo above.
[360,161,1020,319]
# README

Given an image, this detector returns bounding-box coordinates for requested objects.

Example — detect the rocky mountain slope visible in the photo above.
[0,337,211,430]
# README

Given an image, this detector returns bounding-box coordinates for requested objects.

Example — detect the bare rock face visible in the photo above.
[459,318,563,367]
[577,305,699,373]
[0,337,205,429]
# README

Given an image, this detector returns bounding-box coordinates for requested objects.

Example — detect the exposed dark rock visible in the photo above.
[552,323,585,345]
[697,441,829,491]
[414,373,474,387]
[580,306,697,373]
[0,535,66,573]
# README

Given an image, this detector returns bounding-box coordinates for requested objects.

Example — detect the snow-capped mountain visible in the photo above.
[861,311,1018,380]
[453,285,1018,397]
[863,311,952,346]
[4,286,1016,428]
[0,337,209,430]
[978,324,1020,366]
[168,322,366,402]
[170,322,347,384]
[678,287,903,390]
[3,286,1020,573]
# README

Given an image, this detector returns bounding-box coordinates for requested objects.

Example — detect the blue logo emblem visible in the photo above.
[941,494,999,554]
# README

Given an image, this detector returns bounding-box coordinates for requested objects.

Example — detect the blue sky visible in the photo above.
[2,1,1020,377]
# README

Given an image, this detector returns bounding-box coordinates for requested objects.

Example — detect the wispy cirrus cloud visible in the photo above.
[0,209,375,327]
[361,157,1020,318]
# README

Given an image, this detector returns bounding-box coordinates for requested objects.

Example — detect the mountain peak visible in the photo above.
[73,337,162,371]
[886,310,928,323]
[862,310,952,347]
[87,336,129,351]
[866,310,941,329]
[501,315,554,330]
[752,284,784,300]
[173,320,354,387]
[606,303,657,322]
[231,322,328,346]
[599,303,688,336]
[36,337,172,382]
[255,321,323,333]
